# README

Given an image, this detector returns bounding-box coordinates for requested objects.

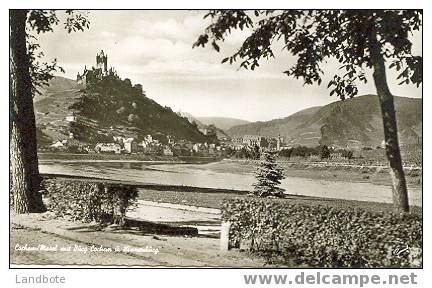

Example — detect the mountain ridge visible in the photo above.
[196,116,250,131]
[226,94,422,148]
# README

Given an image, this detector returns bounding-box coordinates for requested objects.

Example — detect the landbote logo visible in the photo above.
[15,274,66,284]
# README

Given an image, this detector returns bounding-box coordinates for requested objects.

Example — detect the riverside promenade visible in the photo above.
[10,201,265,267]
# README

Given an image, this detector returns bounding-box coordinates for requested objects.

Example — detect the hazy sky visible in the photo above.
[35,10,422,122]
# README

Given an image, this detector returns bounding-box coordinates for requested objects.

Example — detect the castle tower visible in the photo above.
[96,50,108,74]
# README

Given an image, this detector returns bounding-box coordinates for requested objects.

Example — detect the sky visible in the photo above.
[35,10,422,122]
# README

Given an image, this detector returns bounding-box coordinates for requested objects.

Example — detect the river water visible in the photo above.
[39,159,422,206]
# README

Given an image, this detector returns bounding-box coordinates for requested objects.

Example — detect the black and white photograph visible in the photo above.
[9,8,423,274]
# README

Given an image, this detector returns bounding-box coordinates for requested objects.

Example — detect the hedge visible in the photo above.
[221,198,422,268]
[42,178,138,225]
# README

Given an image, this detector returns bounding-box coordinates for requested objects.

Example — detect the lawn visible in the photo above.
[137,186,422,215]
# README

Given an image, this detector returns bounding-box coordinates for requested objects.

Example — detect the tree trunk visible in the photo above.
[369,29,409,213]
[10,10,46,213]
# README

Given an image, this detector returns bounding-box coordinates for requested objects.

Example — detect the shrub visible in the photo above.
[319,145,331,159]
[278,148,293,158]
[340,149,354,159]
[42,178,138,225]
[221,198,422,268]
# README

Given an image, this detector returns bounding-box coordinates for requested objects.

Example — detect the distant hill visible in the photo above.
[226,95,422,148]
[34,76,209,146]
[177,112,206,128]
[196,117,250,131]
[35,76,82,102]
[177,112,231,140]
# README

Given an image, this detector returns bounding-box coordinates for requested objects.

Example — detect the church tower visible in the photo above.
[277,134,282,151]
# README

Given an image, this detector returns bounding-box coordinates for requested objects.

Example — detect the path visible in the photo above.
[127,200,221,237]
[10,206,264,267]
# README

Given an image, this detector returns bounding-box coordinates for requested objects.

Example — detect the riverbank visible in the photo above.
[210,159,422,188]
[39,154,422,189]
[38,152,220,164]
[41,174,422,214]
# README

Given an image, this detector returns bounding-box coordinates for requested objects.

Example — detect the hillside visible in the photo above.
[196,117,250,131]
[35,76,82,102]
[178,112,231,140]
[177,112,206,128]
[226,95,422,148]
[34,76,209,146]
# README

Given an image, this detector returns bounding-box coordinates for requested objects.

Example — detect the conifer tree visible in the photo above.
[252,149,285,197]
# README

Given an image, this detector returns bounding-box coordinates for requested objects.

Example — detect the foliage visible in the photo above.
[401,143,422,166]
[68,75,209,143]
[194,11,421,213]
[278,148,293,158]
[221,198,422,267]
[252,149,285,197]
[278,146,320,158]
[194,10,422,99]
[340,149,354,159]
[233,145,260,159]
[10,9,90,214]
[42,178,138,225]
[278,145,357,161]
[27,10,90,96]
[318,145,331,159]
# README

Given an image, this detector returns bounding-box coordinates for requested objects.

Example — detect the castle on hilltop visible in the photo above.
[77,50,117,87]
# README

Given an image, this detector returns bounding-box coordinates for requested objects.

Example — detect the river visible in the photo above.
[39,159,422,206]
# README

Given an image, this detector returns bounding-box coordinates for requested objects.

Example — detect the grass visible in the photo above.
[137,187,422,215]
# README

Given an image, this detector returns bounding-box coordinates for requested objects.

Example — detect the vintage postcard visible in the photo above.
[9,9,422,274]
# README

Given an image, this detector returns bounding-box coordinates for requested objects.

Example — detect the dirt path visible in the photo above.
[10,213,266,267]
[11,226,162,266]
[127,201,221,237]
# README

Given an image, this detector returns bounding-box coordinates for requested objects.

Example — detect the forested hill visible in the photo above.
[34,76,209,145]
[226,95,422,148]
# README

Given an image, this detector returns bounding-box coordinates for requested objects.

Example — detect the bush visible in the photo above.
[319,145,331,159]
[43,178,138,225]
[290,146,319,158]
[340,149,354,159]
[221,198,422,268]
[278,148,292,158]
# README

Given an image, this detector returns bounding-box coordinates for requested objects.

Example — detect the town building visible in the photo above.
[163,146,174,156]
[243,135,264,147]
[95,143,121,154]
[51,140,67,149]
[276,135,284,151]
[65,115,77,122]
[123,138,137,154]
[199,125,217,137]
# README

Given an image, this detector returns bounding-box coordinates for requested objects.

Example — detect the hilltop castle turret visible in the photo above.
[77,50,117,87]
[96,50,108,74]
